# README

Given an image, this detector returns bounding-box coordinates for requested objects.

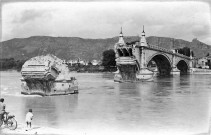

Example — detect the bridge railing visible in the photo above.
[146,44,191,59]
[147,44,172,53]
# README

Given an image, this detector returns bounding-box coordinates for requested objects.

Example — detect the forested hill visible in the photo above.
[1,36,211,60]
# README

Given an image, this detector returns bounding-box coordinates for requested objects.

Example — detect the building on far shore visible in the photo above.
[67,59,101,66]
[66,59,78,66]
[196,56,211,69]
[91,60,101,66]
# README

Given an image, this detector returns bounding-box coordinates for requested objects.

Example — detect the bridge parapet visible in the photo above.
[116,46,133,49]
[147,44,173,54]
[145,44,191,60]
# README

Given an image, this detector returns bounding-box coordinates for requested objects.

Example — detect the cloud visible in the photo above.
[10,9,54,39]
[2,3,54,40]
[192,25,211,37]
[13,9,52,24]
[1,1,211,45]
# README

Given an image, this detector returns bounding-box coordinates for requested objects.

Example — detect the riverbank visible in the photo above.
[2,124,209,135]
[1,123,86,135]
[1,123,60,135]
[190,68,211,74]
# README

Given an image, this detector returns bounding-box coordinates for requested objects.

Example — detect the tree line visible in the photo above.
[0,49,117,72]
[0,47,202,72]
[175,47,194,57]
[68,49,117,72]
[0,47,200,72]
[0,58,26,71]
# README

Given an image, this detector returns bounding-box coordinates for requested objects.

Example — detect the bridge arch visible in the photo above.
[147,53,172,76]
[176,60,189,74]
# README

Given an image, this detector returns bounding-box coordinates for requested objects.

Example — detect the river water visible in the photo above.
[0,71,211,135]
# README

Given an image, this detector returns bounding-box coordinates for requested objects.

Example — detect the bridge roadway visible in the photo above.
[146,44,191,60]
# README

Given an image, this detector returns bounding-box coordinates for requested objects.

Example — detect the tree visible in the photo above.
[102,49,116,67]
[16,60,26,71]
[0,58,26,71]
[183,47,190,56]
[88,61,92,66]
[176,47,191,57]
[191,51,194,57]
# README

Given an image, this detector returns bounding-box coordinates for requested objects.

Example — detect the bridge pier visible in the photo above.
[188,68,195,74]
[170,67,180,75]
[136,68,154,81]
[188,54,194,74]
[171,50,180,75]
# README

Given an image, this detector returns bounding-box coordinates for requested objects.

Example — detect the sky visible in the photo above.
[1,1,211,45]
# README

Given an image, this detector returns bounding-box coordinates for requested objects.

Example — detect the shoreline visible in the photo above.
[1,123,80,135]
[1,123,59,135]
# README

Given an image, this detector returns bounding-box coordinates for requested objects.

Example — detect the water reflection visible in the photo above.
[114,75,209,133]
[101,73,114,80]
[118,83,139,96]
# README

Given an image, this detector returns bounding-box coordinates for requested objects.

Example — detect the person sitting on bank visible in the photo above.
[25,108,33,131]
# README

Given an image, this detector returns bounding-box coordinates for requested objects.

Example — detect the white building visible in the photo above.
[91,60,99,66]
[196,56,211,69]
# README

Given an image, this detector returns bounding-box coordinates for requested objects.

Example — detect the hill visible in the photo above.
[1,36,211,61]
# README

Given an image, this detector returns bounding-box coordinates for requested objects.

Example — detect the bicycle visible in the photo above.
[0,112,17,130]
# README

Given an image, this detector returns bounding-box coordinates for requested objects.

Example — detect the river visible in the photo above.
[0,71,211,135]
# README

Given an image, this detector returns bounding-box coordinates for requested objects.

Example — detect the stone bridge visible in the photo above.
[114,27,194,81]
[138,43,193,75]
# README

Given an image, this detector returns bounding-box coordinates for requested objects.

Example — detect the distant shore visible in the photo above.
[0,61,117,73]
